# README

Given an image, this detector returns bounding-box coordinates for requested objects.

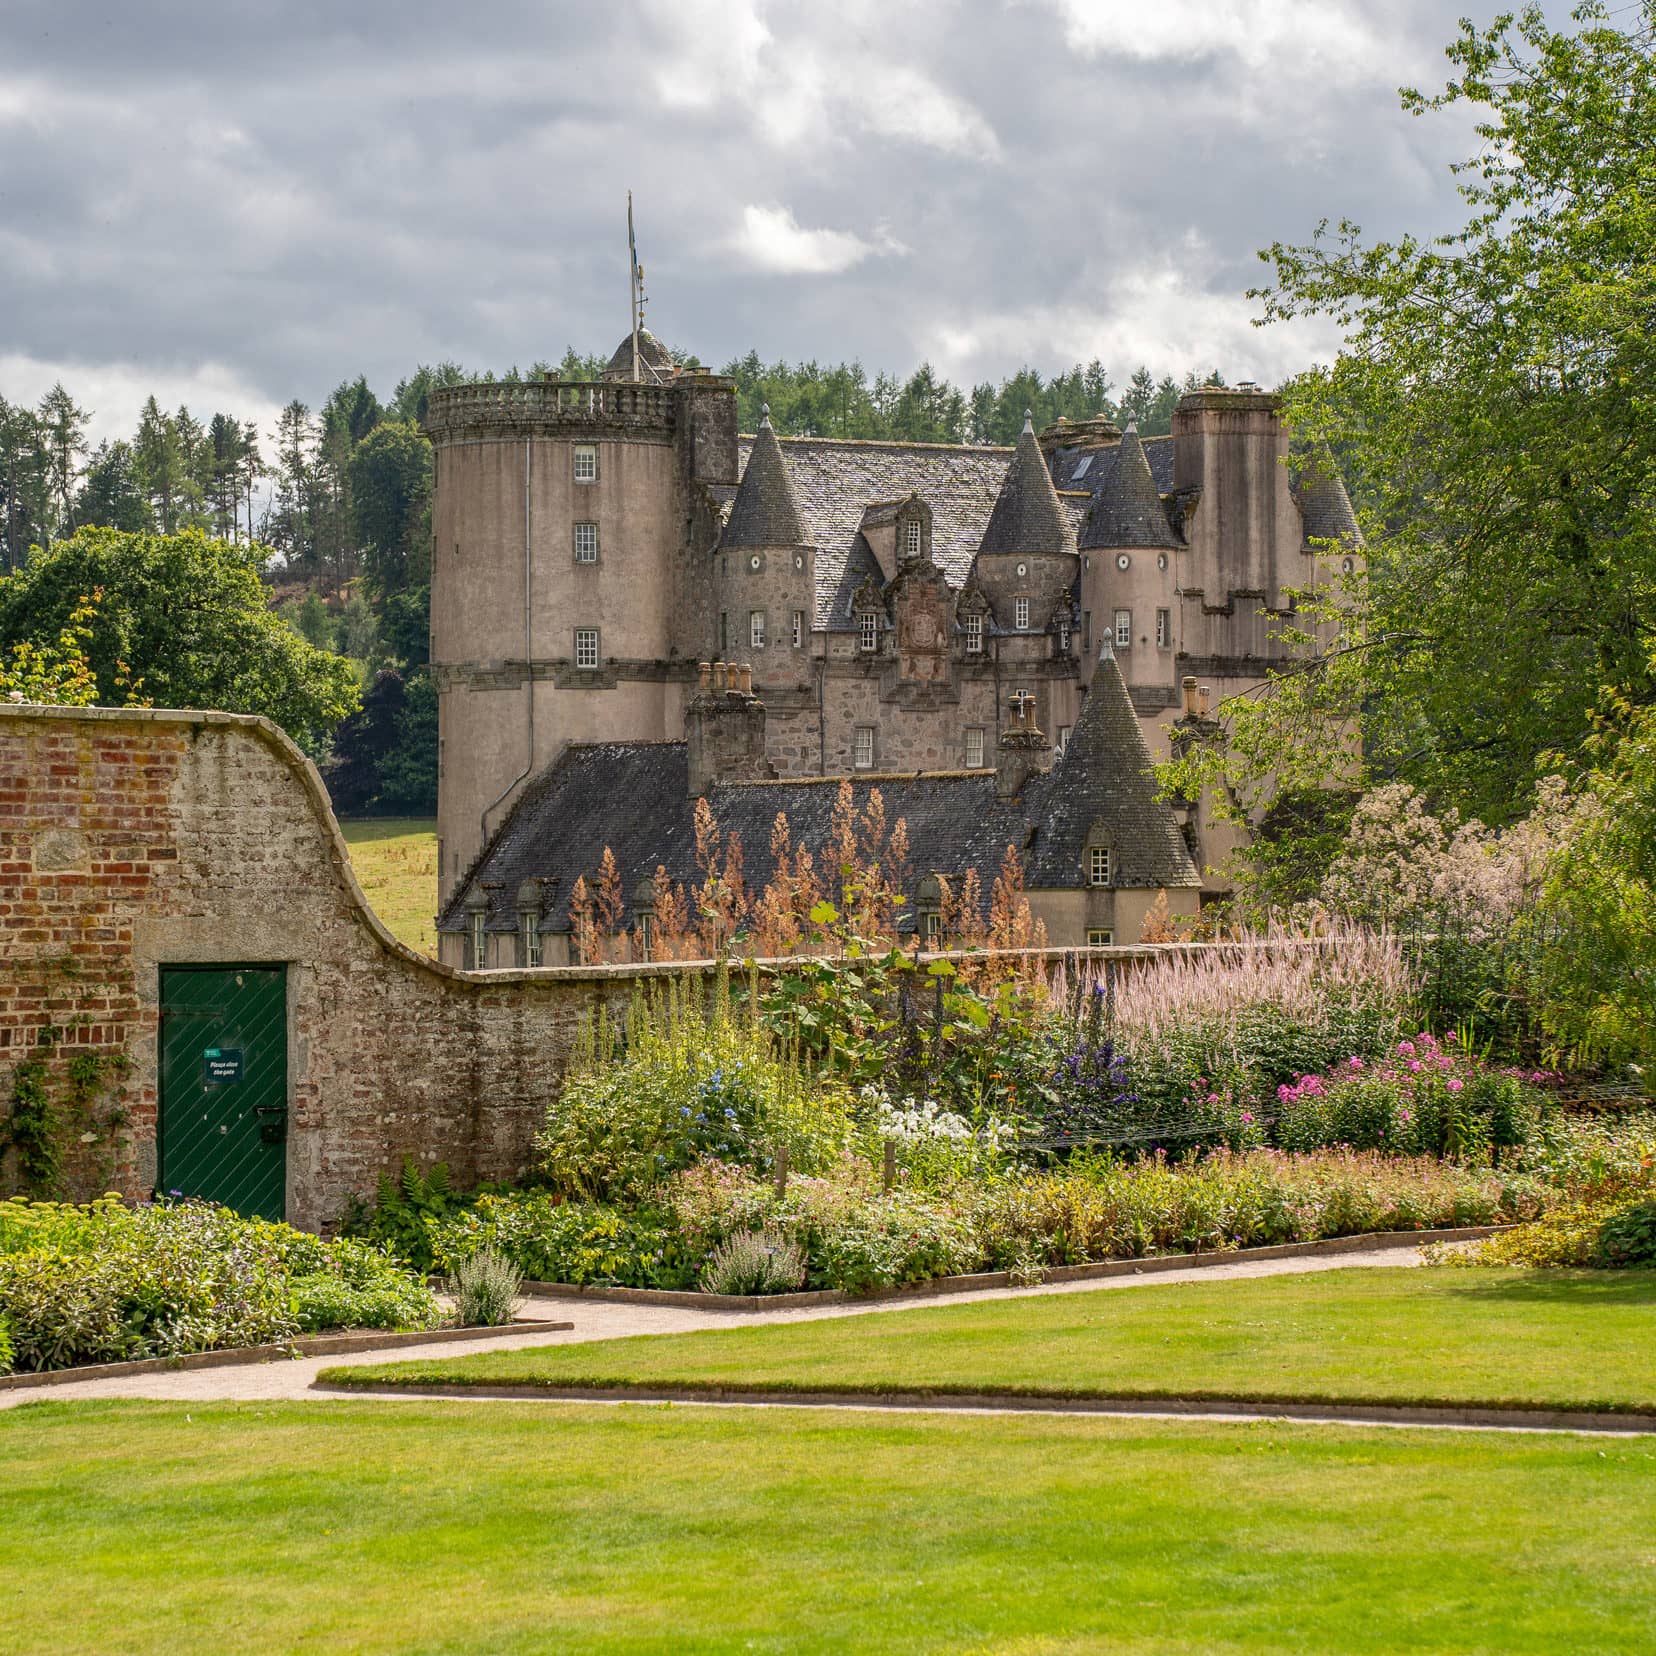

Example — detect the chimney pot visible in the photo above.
[1198,685,1212,717]
[697,660,712,692]
[1182,676,1200,718]
[712,660,728,692]
[738,664,753,695]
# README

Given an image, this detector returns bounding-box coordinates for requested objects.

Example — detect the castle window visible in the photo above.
[1087,927,1114,946]
[516,881,544,968]
[573,444,597,482]
[1083,611,1092,652]
[923,911,942,943]
[792,610,804,649]
[1114,609,1132,648]
[853,726,875,770]
[1057,618,1071,654]
[1014,597,1030,631]
[1156,608,1171,648]
[964,613,984,654]
[750,609,766,649]
[858,612,879,653]
[1056,725,1071,759]
[574,627,600,670]
[719,612,728,655]
[903,519,921,559]
[573,521,599,563]
[464,891,490,970]
[964,728,985,769]
[1088,845,1113,887]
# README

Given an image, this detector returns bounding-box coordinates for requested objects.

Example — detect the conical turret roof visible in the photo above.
[1293,447,1362,547]
[1081,424,1179,550]
[977,411,1076,560]
[722,407,806,548]
[1023,641,1200,890]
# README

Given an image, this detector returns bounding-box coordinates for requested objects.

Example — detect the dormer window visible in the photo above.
[464,889,490,970]
[516,880,544,968]
[859,612,879,653]
[963,613,984,654]
[903,519,921,559]
[1088,845,1113,887]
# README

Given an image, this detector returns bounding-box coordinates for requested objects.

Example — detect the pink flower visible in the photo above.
[1408,1060,1422,1073]
[1398,1041,1417,1057]
[1348,1057,1364,1070]
[1446,1078,1463,1092]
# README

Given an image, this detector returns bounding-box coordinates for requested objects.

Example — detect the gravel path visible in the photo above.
[0,1245,1427,1409]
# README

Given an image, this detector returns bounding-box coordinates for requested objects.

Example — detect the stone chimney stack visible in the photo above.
[995,689,1052,801]
[686,660,776,798]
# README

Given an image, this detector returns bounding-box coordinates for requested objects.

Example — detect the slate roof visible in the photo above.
[440,643,1197,938]
[1292,449,1363,548]
[1078,425,1181,550]
[721,410,807,548]
[734,435,1009,626]
[1022,645,1199,890]
[976,416,1077,560]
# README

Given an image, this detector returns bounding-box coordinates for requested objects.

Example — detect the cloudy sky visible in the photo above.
[1,1,1522,443]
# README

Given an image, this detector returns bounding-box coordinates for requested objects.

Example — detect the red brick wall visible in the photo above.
[0,706,651,1229]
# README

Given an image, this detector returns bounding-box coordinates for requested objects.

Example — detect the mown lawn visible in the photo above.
[1,1400,1652,1655]
[331,1267,1656,1414]
[339,817,437,956]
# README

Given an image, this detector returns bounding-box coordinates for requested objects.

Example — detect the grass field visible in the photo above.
[2,1400,1652,1655]
[330,1267,1656,1414]
[339,818,438,955]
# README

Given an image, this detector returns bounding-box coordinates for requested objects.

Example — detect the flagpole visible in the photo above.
[628,192,640,384]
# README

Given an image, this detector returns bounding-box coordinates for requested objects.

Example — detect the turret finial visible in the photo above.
[760,402,772,427]
[1022,407,1034,436]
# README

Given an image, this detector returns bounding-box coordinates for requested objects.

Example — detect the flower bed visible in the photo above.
[415,1149,1552,1298]
[0,1196,442,1374]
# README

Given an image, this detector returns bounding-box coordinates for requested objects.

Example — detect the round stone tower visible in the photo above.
[425,340,737,903]
[714,405,815,686]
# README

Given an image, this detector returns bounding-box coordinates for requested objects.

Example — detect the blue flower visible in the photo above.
[681,1106,692,1117]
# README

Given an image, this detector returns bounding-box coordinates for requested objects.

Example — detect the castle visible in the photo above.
[427,328,1360,968]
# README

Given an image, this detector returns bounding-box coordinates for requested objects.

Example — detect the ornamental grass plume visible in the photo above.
[1083,919,1415,1050]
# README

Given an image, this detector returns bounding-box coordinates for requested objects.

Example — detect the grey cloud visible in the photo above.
[0,1,1557,433]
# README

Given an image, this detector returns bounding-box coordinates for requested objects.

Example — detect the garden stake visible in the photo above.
[774,1142,788,1198]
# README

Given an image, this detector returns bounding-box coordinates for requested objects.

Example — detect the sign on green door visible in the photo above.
[159,966,288,1220]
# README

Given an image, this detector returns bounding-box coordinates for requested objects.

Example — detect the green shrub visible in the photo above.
[290,1271,442,1334]
[698,1229,807,1296]
[0,1197,437,1371]
[538,972,853,1202]
[0,1313,13,1376]
[429,1191,693,1289]
[1275,1035,1544,1160]
[338,1158,468,1273]
[447,1247,522,1327]
[1594,1200,1656,1266]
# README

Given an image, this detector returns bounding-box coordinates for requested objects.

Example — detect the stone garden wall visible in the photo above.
[0,703,1192,1232]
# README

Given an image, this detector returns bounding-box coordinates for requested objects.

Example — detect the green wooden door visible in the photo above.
[159,966,288,1220]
